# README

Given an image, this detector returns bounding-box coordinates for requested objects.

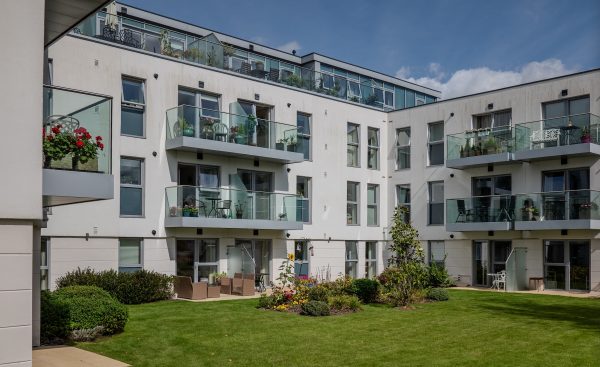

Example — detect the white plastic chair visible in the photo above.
[492,270,506,291]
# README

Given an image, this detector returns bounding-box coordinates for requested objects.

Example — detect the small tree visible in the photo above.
[381,206,427,306]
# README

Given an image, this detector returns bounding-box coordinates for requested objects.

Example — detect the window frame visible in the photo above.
[396,184,411,224]
[296,176,312,223]
[472,109,512,130]
[118,238,143,273]
[428,240,446,268]
[194,239,219,282]
[297,112,312,161]
[428,121,444,166]
[347,181,360,225]
[294,240,310,278]
[428,181,445,226]
[345,241,359,278]
[347,122,360,167]
[365,241,377,278]
[367,184,379,226]
[120,157,145,217]
[367,127,380,170]
[121,76,146,138]
[40,237,50,291]
[396,127,411,170]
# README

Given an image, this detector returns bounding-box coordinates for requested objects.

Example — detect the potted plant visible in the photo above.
[286,135,297,152]
[246,114,257,145]
[581,126,591,143]
[521,200,539,221]
[43,125,104,171]
[484,137,498,155]
[212,272,228,285]
[463,141,471,157]
[179,117,195,137]
[169,206,179,217]
[276,137,286,150]
[43,124,70,168]
[182,205,198,217]
[234,202,244,219]
[233,124,246,144]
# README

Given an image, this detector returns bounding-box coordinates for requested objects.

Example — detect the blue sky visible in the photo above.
[122,0,599,97]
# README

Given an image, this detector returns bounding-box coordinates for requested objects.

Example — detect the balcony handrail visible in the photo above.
[167,104,297,129]
[514,189,598,196]
[43,84,113,101]
[166,185,301,198]
[447,194,513,201]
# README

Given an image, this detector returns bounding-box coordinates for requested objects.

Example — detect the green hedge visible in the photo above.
[56,268,173,304]
[351,279,380,303]
[54,286,128,335]
[301,301,330,316]
[426,288,450,301]
[328,294,362,312]
[40,290,70,343]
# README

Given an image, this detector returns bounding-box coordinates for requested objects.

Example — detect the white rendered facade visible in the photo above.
[38,5,600,297]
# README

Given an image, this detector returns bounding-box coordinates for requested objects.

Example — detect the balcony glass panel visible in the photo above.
[514,113,600,151]
[43,86,112,173]
[166,105,298,152]
[446,127,513,160]
[165,186,301,222]
[514,190,600,221]
[446,195,514,224]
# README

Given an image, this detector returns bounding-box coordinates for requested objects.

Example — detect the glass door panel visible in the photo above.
[473,241,489,286]
[569,242,590,291]
[227,246,242,277]
[544,241,566,290]
[492,241,511,273]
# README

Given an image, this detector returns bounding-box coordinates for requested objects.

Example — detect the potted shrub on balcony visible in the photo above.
[276,137,286,150]
[581,127,591,143]
[178,117,195,137]
[234,202,244,219]
[521,202,539,221]
[286,135,297,152]
[246,114,257,145]
[169,206,179,217]
[182,205,198,217]
[484,137,499,155]
[43,124,104,171]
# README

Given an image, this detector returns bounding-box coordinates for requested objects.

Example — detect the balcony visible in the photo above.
[164,186,304,230]
[513,113,600,161]
[42,85,113,206]
[446,195,514,231]
[165,105,304,163]
[514,190,600,230]
[446,127,513,169]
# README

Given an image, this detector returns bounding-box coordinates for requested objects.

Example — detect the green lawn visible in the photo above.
[78,290,600,367]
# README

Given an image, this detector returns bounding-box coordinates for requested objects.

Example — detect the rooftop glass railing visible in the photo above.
[513,190,600,221]
[514,113,600,151]
[446,195,514,225]
[74,12,431,110]
[166,105,298,152]
[446,126,514,161]
[43,85,112,173]
[165,186,302,222]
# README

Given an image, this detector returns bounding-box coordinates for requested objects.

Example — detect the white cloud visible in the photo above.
[396,59,577,99]
[276,40,302,54]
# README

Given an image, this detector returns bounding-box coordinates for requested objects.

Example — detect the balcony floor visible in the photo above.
[447,221,513,232]
[513,143,600,162]
[42,169,114,207]
[515,219,600,230]
[165,216,303,230]
[446,152,513,169]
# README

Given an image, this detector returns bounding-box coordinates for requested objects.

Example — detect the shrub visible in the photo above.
[70,326,105,342]
[54,286,128,335]
[257,294,277,309]
[328,294,362,312]
[56,268,173,304]
[427,263,453,288]
[351,278,380,303]
[378,264,428,307]
[301,300,330,316]
[320,276,356,296]
[307,284,330,302]
[40,290,70,344]
[427,288,449,301]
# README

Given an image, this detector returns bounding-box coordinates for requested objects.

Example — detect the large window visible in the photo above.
[473,110,512,130]
[176,239,219,282]
[120,157,144,216]
[396,185,411,223]
[542,96,589,138]
[40,237,49,291]
[345,241,358,278]
[347,123,360,167]
[396,128,410,169]
[121,77,145,137]
[428,181,444,225]
[297,176,311,223]
[367,184,379,226]
[542,168,589,220]
[297,113,311,160]
[365,242,377,278]
[294,241,309,278]
[367,127,379,169]
[119,238,142,273]
[429,241,445,268]
[347,181,360,225]
[428,121,444,166]
[544,240,590,291]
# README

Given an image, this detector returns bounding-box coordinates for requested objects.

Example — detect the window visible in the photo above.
[367,127,379,169]
[176,239,219,282]
[119,238,142,272]
[365,242,377,278]
[297,113,311,160]
[428,121,444,166]
[396,128,410,169]
[473,110,512,130]
[367,184,379,226]
[542,96,589,126]
[40,237,49,291]
[345,241,358,278]
[294,241,309,278]
[396,185,411,223]
[428,181,444,225]
[347,181,359,225]
[296,176,311,223]
[472,175,512,196]
[429,241,445,268]
[120,157,144,216]
[121,77,145,137]
[415,93,426,106]
[347,123,360,167]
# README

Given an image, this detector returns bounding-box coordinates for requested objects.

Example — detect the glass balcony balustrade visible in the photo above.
[446,127,514,161]
[514,113,600,151]
[446,195,515,225]
[514,190,600,222]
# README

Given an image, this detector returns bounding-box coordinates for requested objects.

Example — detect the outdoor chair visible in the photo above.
[174,276,207,300]
[120,29,141,48]
[492,270,506,291]
[212,122,228,141]
[456,199,473,223]
[219,277,232,294]
[268,68,280,82]
[530,128,560,149]
[232,272,255,296]
[216,199,232,218]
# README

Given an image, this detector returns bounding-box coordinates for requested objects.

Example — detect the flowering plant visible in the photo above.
[43,124,104,169]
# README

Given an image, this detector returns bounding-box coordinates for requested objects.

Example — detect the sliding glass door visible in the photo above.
[473,240,511,286]
[544,240,590,291]
[227,240,272,282]
[176,239,219,283]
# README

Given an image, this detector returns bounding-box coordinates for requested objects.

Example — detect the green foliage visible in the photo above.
[328,295,362,312]
[427,288,450,301]
[427,263,453,288]
[54,286,128,335]
[284,74,304,88]
[40,290,70,343]
[56,268,173,304]
[307,284,330,302]
[351,278,380,304]
[388,206,424,266]
[301,300,331,316]
[257,294,277,309]
[378,264,428,307]
[320,276,357,296]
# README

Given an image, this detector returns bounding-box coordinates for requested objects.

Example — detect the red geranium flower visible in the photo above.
[85,132,92,139]
[51,126,61,134]
[97,142,104,150]
[47,135,53,141]
[95,136,102,141]
[76,140,84,148]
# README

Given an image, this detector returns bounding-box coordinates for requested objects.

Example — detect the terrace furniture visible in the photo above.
[268,68,280,82]
[212,122,228,141]
[529,277,544,291]
[560,124,579,145]
[174,276,207,300]
[101,25,118,42]
[530,128,560,149]
[456,199,473,223]
[232,273,255,296]
[206,197,221,217]
[216,200,232,218]
[496,196,515,222]
[121,29,141,48]
[207,285,220,298]
[219,277,232,294]
[491,271,506,291]
[239,62,251,75]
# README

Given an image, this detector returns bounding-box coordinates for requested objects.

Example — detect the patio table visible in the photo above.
[206,197,221,217]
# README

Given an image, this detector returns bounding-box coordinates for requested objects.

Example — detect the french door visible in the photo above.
[544,240,590,291]
[473,240,511,286]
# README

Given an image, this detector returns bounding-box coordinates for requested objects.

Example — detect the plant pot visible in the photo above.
[182,210,190,217]
[275,142,285,150]
[235,136,246,144]
[43,156,51,168]
[581,135,591,143]
[183,128,195,137]
[235,212,243,219]
[287,143,297,152]
[72,156,79,171]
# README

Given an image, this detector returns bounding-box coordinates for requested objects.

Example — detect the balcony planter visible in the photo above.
[182,207,198,217]
[287,143,297,152]
[276,142,285,150]
[183,126,195,137]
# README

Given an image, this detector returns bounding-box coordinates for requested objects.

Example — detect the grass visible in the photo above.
[78,290,600,367]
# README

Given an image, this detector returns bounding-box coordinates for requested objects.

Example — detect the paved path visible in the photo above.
[33,346,128,367]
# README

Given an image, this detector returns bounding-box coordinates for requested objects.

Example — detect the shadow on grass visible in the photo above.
[473,296,600,332]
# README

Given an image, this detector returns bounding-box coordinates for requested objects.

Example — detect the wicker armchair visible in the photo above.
[174,276,207,300]
[232,273,255,296]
